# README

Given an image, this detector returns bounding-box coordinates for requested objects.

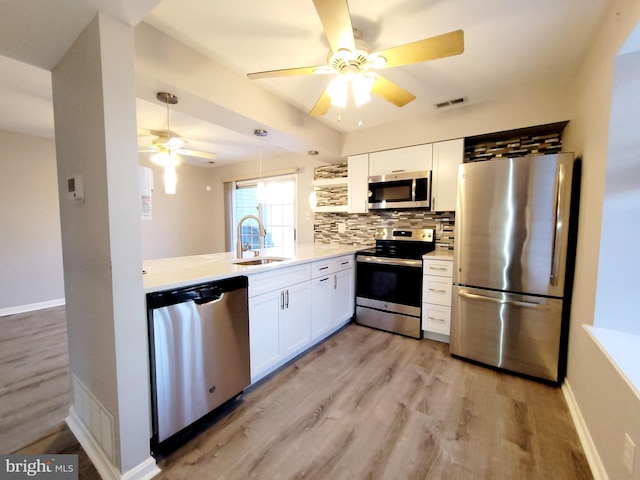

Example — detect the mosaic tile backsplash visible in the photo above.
[314,210,456,250]
[464,131,562,163]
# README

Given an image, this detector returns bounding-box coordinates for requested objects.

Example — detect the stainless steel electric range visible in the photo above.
[355,227,435,339]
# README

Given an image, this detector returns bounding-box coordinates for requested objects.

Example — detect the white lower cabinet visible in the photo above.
[248,291,282,377]
[248,264,311,382]
[249,255,355,384]
[422,257,454,341]
[311,255,355,340]
[280,281,312,357]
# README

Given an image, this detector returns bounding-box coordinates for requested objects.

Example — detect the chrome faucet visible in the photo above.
[236,215,266,259]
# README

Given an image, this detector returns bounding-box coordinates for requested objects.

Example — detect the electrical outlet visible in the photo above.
[624,433,635,475]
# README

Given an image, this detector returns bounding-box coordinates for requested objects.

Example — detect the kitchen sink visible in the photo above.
[232,256,289,266]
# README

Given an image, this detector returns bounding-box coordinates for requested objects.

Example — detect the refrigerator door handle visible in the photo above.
[457,290,542,309]
[550,162,565,286]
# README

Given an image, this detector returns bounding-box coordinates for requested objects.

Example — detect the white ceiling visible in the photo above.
[0,0,611,166]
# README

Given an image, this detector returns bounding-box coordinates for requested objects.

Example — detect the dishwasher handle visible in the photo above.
[147,276,248,309]
[193,286,224,305]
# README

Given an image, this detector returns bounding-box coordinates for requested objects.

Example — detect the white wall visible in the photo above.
[561,1,640,478]
[0,130,65,311]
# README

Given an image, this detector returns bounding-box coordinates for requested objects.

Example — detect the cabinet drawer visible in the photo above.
[249,264,311,297]
[423,259,453,278]
[422,276,452,306]
[422,304,451,335]
[311,259,332,278]
[311,255,354,278]
[330,255,353,272]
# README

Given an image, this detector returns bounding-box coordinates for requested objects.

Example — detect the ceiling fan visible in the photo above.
[246,0,464,116]
[138,92,218,164]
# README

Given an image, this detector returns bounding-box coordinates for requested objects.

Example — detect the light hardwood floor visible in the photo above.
[0,306,71,453]
[4,308,592,479]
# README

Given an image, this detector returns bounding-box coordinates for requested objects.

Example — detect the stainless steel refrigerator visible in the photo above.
[450,153,575,383]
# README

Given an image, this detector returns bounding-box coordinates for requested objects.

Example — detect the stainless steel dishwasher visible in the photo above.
[146,276,250,455]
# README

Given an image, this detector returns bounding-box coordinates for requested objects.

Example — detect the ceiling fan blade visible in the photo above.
[309,89,333,117]
[312,0,355,54]
[374,30,464,68]
[175,149,217,160]
[371,74,416,107]
[248,65,326,79]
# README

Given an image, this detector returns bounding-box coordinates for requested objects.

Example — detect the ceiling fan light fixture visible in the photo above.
[166,136,186,149]
[150,150,170,166]
[352,74,375,107]
[370,55,387,69]
[327,76,348,108]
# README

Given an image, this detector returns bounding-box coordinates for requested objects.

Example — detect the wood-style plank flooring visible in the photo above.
[4,307,592,479]
[0,306,71,453]
[156,324,592,480]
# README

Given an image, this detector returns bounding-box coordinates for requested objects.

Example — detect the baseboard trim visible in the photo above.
[0,298,65,316]
[562,379,608,480]
[66,408,160,480]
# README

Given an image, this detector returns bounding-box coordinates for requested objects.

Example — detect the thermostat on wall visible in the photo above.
[67,175,85,203]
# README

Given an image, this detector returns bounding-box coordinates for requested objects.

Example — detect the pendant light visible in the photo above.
[254,129,268,203]
[151,92,181,194]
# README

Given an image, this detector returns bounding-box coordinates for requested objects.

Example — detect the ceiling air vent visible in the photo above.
[434,96,467,109]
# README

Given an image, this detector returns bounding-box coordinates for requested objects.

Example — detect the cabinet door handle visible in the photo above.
[319,266,329,271]
[333,274,337,289]
[319,277,330,282]
[428,316,446,323]
[340,261,349,266]
[429,266,448,271]
[285,289,289,309]
[280,291,285,310]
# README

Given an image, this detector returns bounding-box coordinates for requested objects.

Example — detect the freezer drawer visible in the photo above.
[450,285,563,382]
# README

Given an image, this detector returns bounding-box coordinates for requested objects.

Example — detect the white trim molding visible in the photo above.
[562,379,608,480]
[66,408,160,480]
[0,298,65,316]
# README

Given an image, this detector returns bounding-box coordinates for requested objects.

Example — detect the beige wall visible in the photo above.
[0,130,65,311]
[343,85,572,156]
[562,0,640,478]
[139,159,217,259]
[209,152,328,252]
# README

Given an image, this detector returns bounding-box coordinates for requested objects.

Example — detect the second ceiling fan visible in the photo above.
[247,0,464,116]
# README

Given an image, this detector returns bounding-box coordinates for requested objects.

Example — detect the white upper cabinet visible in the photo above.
[432,139,464,212]
[347,154,369,213]
[369,144,433,176]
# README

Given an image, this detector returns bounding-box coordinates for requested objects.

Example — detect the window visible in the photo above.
[234,175,297,252]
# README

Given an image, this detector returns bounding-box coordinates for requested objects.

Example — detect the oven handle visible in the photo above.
[357,255,423,268]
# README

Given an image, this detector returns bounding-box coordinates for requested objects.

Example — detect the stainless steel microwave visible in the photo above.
[368,170,431,210]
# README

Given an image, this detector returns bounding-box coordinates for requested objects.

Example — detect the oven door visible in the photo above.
[355,255,423,338]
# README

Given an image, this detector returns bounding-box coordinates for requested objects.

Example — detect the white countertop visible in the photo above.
[424,249,454,260]
[143,244,364,293]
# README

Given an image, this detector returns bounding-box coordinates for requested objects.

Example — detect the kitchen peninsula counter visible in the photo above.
[143,244,365,293]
